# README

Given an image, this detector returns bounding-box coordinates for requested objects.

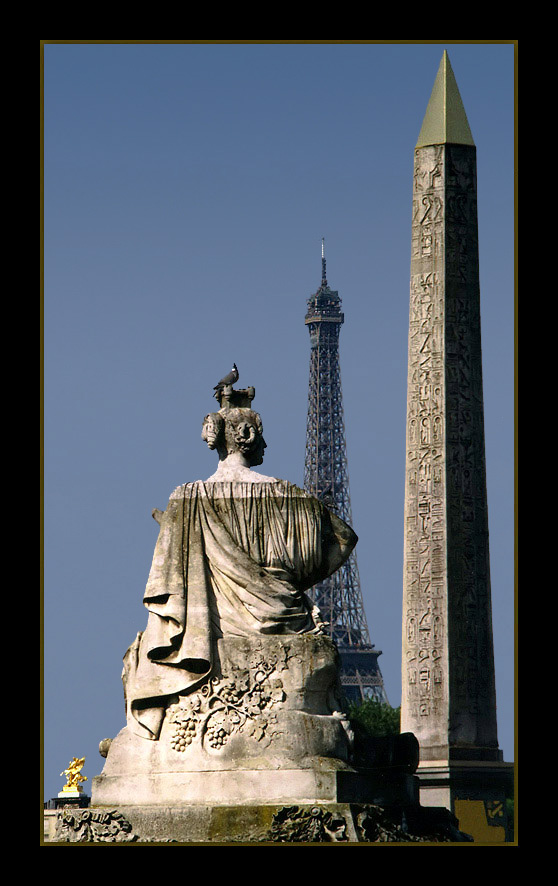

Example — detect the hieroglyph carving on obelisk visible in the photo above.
[401,52,499,763]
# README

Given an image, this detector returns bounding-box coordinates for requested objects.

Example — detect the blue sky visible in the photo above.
[43,41,515,802]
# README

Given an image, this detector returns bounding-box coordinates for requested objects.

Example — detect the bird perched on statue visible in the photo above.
[213,363,239,392]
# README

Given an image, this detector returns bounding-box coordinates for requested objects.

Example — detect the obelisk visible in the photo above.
[401,52,513,840]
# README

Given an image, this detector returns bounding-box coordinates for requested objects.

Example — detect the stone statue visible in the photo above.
[93,382,359,809]
[88,378,473,842]
[201,406,271,482]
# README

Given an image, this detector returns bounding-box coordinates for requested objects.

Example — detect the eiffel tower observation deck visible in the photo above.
[304,241,388,704]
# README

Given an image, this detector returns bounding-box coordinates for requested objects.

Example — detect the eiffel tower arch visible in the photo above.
[304,241,388,704]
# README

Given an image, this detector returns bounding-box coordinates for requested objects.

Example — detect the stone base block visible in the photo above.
[92,764,419,809]
[416,760,515,842]
[93,763,349,808]
[51,799,470,843]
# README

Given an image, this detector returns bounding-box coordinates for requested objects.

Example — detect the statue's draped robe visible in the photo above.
[124,480,356,739]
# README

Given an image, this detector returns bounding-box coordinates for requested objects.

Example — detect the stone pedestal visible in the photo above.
[93,634,355,808]
[93,633,352,813]
[53,798,469,843]
[54,796,90,809]
[74,633,469,843]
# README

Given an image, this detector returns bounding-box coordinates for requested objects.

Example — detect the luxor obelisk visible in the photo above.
[401,52,513,838]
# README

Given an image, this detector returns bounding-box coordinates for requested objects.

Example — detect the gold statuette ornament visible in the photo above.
[59,756,88,794]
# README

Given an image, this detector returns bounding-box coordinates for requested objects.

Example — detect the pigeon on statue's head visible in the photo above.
[213,363,239,392]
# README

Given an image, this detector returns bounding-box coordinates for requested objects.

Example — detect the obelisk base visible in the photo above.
[416,758,515,843]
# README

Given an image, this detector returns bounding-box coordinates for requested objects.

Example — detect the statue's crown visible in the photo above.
[214,385,255,410]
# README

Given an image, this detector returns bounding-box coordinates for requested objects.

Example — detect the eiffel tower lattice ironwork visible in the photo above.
[303,241,388,703]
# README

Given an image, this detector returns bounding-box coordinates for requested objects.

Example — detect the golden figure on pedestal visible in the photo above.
[60,756,88,793]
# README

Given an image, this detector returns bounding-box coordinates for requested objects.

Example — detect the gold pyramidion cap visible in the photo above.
[416,51,475,148]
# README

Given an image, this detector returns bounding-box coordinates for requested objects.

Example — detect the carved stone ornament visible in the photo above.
[54,808,138,843]
[166,650,285,754]
[266,804,473,844]
[269,806,349,843]
[355,805,425,843]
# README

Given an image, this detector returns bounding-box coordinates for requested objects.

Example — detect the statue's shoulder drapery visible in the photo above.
[124,480,356,739]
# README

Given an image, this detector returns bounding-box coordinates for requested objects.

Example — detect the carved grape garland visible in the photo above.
[167,654,285,752]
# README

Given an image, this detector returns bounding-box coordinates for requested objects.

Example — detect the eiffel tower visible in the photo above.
[304,240,388,703]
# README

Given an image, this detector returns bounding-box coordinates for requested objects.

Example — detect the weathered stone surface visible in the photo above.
[54,807,139,843]
[402,68,499,762]
[83,379,476,843]
[269,805,352,842]
[93,633,358,807]
[93,396,359,812]
[52,802,472,843]
[400,52,514,841]
[118,481,355,743]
